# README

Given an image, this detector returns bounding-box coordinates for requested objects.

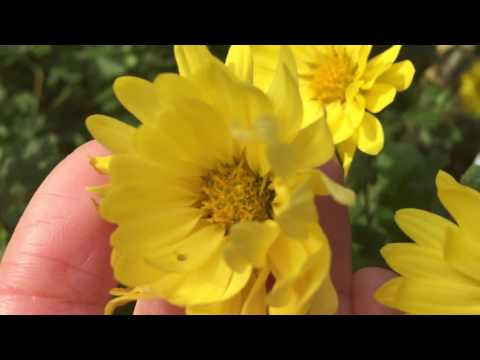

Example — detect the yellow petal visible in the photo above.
[326,102,349,144]
[357,113,384,155]
[274,178,317,240]
[289,45,318,74]
[311,169,355,206]
[135,98,234,169]
[269,227,333,314]
[134,124,202,173]
[108,154,200,188]
[326,101,362,144]
[86,115,135,153]
[346,96,366,129]
[345,81,363,103]
[394,208,457,250]
[146,225,226,273]
[337,136,358,177]
[354,45,373,79]
[307,275,338,315]
[146,252,253,307]
[374,277,402,311]
[86,184,111,198]
[268,235,308,307]
[113,76,162,125]
[267,119,334,178]
[342,45,362,63]
[111,208,202,255]
[90,155,112,174]
[436,170,480,236]
[191,60,273,130]
[362,45,402,89]
[100,183,197,224]
[266,143,298,180]
[174,45,214,77]
[104,287,154,315]
[224,220,279,270]
[245,142,270,178]
[153,72,201,101]
[111,250,169,288]
[381,243,474,284]
[267,46,302,143]
[300,95,325,129]
[242,267,270,315]
[291,119,334,169]
[246,118,285,176]
[226,45,254,83]
[376,277,480,314]
[377,60,415,91]
[250,45,281,92]
[365,83,397,113]
[444,228,480,282]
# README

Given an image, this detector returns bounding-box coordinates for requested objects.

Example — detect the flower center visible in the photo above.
[307,51,356,104]
[198,155,275,231]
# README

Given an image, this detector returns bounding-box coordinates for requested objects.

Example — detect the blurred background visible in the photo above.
[0,45,479,271]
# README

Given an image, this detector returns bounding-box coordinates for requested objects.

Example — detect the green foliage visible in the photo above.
[461,162,480,191]
[348,46,480,270]
[0,225,7,259]
[0,45,228,258]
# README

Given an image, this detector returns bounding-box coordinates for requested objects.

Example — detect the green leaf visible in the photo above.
[0,225,7,260]
[461,157,480,192]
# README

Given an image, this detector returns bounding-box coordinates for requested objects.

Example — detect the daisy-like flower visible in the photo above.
[247,45,415,174]
[459,59,480,117]
[87,45,354,315]
[375,170,480,314]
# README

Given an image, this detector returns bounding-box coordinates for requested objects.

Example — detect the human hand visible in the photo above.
[0,141,400,315]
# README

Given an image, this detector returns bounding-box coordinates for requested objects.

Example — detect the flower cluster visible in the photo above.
[248,45,415,174]
[87,46,356,315]
[86,45,422,315]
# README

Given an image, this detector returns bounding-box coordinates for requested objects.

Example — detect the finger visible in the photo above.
[316,158,352,314]
[0,140,116,314]
[352,267,402,315]
[133,299,184,315]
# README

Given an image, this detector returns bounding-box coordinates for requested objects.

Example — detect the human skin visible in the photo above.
[0,141,400,315]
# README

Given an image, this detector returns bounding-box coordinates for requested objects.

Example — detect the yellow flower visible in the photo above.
[375,170,480,314]
[460,60,480,117]
[87,45,354,315]
[247,45,415,174]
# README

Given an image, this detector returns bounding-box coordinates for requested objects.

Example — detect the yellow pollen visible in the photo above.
[306,51,356,104]
[197,155,275,231]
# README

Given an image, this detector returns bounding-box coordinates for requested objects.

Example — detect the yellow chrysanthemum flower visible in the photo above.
[247,45,415,174]
[375,170,480,314]
[86,45,355,315]
[459,60,480,117]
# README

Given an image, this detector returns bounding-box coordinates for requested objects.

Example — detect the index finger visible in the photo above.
[0,141,116,314]
[316,159,352,314]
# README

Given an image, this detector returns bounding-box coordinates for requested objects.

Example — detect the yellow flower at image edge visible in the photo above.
[375,171,480,314]
[460,60,480,117]
[248,45,415,174]
[86,45,355,315]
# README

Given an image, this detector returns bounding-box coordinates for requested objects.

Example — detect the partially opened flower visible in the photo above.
[87,45,354,315]
[247,45,415,174]
[375,171,480,314]
[460,59,480,117]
